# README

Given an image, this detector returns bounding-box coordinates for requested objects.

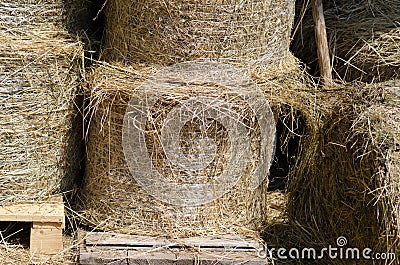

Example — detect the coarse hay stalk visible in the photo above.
[0,29,84,204]
[102,0,296,67]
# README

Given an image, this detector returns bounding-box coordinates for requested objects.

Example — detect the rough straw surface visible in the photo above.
[0,1,83,204]
[80,53,304,237]
[103,0,295,67]
[352,81,400,254]
[262,81,399,264]
[293,0,400,82]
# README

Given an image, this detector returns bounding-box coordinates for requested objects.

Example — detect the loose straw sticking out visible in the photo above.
[0,28,83,204]
[102,0,296,67]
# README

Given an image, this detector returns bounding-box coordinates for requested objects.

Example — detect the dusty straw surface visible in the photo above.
[102,0,295,67]
[293,0,400,82]
[79,53,304,238]
[0,26,83,204]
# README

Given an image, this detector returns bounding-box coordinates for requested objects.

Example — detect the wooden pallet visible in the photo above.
[79,231,267,264]
[0,196,65,255]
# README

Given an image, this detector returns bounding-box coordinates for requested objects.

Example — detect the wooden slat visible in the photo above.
[80,231,266,265]
[0,196,64,225]
[30,222,63,255]
[312,0,333,85]
[80,249,265,265]
[84,232,261,251]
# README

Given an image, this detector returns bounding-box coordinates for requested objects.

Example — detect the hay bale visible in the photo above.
[293,0,400,82]
[0,0,93,35]
[102,0,295,66]
[351,81,400,253]
[0,29,83,204]
[80,54,306,237]
[261,81,400,263]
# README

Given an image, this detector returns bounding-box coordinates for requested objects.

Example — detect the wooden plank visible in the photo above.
[80,249,265,265]
[80,231,266,265]
[30,222,63,255]
[312,0,333,85]
[0,195,65,225]
[84,232,261,251]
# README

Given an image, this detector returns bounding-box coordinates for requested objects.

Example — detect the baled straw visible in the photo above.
[293,0,400,82]
[0,1,64,29]
[351,81,400,254]
[0,0,93,34]
[0,27,83,204]
[260,81,400,262]
[80,53,305,237]
[352,28,400,82]
[103,0,295,67]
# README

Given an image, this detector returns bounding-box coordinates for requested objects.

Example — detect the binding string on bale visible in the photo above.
[293,0,400,82]
[0,27,83,203]
[102,0,295,67]
[80,53,310,237]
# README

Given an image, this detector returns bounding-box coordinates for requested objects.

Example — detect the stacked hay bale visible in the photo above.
[293,0,399,82]
[81,0,302,238]
[0,1,83,204]
[351,81,400,254]
[102,0,295,67]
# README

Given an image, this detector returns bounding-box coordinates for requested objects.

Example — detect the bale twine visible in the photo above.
[293,0,400,82]
[0,28,83,204]
[80,53,306,237]
[102,0,295,67]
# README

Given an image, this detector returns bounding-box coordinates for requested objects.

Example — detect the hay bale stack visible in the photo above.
[0,12,83,203]
[293,0,400,82]
[80,54,306,237]
[103,0,295,66]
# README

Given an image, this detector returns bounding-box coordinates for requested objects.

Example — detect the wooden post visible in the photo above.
[312,0,333,85]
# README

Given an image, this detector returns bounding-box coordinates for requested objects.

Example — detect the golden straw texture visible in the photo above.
[80,54,304,237]
[0,26,83,204]
[103,0,295,67]
[293,0,400,82]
